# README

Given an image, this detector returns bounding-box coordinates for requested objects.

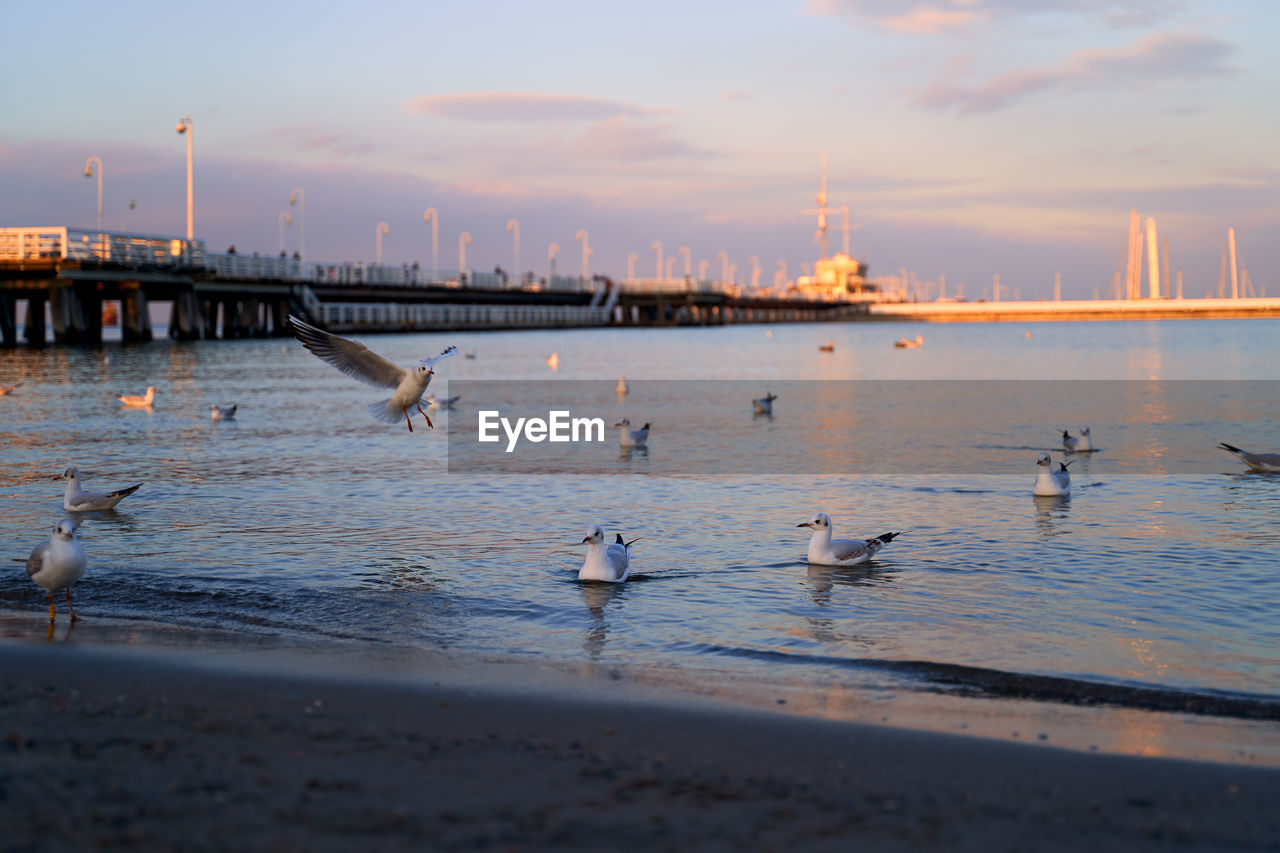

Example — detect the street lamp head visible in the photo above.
[84,165,92,177]
[175,120,188,134]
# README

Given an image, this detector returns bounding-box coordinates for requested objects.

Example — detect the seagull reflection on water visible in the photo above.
[580,582,625,659]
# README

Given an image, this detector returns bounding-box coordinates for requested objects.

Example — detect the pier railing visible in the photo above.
[0,226,204,265]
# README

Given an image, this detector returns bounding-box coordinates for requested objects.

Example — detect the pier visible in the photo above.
[0,226,859,346]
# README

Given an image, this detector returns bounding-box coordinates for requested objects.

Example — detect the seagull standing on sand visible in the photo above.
[1063,426,1093,453]
[1219,442,1280,473]
[211,404,237,421]
[27,519,87,622]
[119,386,155,407]
[61,467,141,512]
[752,392,778,415]
[578,526,636,583]
[287,315,457,432]
[1034,452,1072,496]
[797,512,901,567]
[615,417,649,448]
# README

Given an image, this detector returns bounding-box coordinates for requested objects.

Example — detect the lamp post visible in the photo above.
[717,250,729,283]
[423,207,438,282]
[575,229,590,278]
[175,116,194,240]
[278,211,292,255]
[749,256,761,290]
[666,256,677,278]
[698,260,709,281]
[627,252,638,280]
[506,218,520,283]
[289,187,306,264]
[83,156,103,234]
[775,259,787,289]
[650,240,663,279]
[375,221,390,265]
[459,232,471,277]
[679,245,691,277]
[548,242,560,281]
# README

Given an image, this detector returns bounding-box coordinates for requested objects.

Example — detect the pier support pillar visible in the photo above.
[49,285,94,344]
[202,300,220,339]
[24,297,47,346]
[168,288,204,340]
[121,286,153,343]
[0,293,15,346]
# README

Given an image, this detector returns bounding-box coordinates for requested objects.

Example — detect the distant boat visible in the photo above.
[818,341,835,352]
[894,335,923,349]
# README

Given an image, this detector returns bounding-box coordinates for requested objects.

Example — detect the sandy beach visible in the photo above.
[4,637,1279,852]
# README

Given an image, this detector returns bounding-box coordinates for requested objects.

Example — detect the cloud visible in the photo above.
[720,90,754,102]
[809,0,1183,34]
[577,117,713,162]
[913,31,1237,114]
[404,92,666,122]
[269,125,378,158]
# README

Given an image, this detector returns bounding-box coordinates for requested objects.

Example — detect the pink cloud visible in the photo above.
[404,92,668,122]
[913,30,1237,114]
[270,125,379,158]
[809,1,1184,34]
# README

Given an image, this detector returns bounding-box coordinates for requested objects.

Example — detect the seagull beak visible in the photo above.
[580,536,591,544]
[797,522,813,528]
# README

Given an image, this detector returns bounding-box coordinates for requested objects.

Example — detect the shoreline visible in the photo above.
[4,639,1280,850]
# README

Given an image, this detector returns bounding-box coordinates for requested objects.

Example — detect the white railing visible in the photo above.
[207,252,300,280]
[619,277,739,296]
[0,227,204,265]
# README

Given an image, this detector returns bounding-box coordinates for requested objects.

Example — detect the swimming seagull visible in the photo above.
[1063,426,1093,453]
[61,467,142,512]
[577,525,636,582]
[752,392,778,415]
[426,394,460,411]
[797,512,901,567]
[614,417,649,448]
[1034,452,1072,496]
[287,314,457,432]
[119,386,156,407]
[0,380,22,395]
[211,404,237,421]
[1219,442,1280,473]
[27,518,87,622]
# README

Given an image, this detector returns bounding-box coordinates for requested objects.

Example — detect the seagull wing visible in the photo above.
[288,315,406,389]
[829,538,870,562]
[26,541,48,577]
[420,346,459,370]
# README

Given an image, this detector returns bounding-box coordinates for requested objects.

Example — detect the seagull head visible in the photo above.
[1080,425,1091,436]
[797,512,831,530]
[54,518,76,540]
[1037,452,1052,467]
[614,418,631,428]
[1062,429,1072,439]
[581,525,605,545]
[60,467,80,482]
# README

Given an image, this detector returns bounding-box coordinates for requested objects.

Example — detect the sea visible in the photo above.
[3,318,1279,763]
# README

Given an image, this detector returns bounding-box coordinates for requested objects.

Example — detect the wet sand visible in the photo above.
[3,640,1279,852]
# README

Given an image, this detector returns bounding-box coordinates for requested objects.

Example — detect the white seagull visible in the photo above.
[752,392,778,415]
[614,417,650,448]
[1063,426,1093,453]
[27,518,87,622]
[1034,452,1072,496]
[797,512,901,567]
[61,467,141,512]
[119,386,156,407]
[578,526,637,583]
[1219,442,1280,473]
[426,394,460,411]
[288,314,457,432]
[211,404,237,421]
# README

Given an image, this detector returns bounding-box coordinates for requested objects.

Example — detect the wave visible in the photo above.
[693,644,1280,722]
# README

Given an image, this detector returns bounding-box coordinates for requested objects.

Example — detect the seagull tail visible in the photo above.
[1219,442,1243,455]
[870,531,903,546]
[109,484,142,500]
[368,398,403,425]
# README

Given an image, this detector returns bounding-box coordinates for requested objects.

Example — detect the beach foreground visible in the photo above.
[3,642,1278,851]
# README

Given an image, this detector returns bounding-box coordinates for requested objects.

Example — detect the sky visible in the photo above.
[1,0,1276,298]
